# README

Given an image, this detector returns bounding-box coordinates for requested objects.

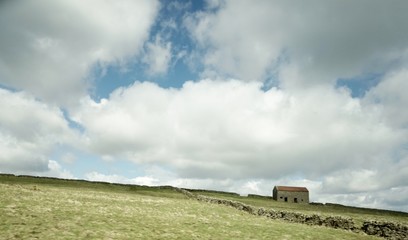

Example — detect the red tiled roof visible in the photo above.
[275,186,308,192]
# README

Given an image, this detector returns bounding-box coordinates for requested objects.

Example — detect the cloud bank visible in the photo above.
[73,80,407,204]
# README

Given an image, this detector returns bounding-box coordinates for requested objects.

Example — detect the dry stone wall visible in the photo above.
[362,221,407,240]
[176,187,407,239]
[256,207,356,230]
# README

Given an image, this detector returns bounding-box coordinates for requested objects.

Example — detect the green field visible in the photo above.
[0,175,406,239]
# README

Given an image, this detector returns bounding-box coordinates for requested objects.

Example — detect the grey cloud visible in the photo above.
[0,157,49,173]
[317,187,408,212]
[186,0,408,87]
[0,0,159,106]
[364,69,408,128]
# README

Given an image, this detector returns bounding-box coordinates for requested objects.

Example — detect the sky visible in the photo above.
[1,0,408,212]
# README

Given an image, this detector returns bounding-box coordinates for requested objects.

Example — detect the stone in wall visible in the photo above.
[362,221,408,240]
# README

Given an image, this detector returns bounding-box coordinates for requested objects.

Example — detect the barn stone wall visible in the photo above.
[274,190,309,203]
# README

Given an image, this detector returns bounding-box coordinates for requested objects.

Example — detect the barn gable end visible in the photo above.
[273,186,309,204]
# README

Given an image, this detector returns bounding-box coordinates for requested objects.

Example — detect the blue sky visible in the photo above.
[92,0,201,99]
[1,0,408,212]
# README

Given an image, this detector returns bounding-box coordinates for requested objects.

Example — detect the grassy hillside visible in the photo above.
[0,174,405,239]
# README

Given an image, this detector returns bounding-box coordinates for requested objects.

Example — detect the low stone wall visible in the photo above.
[362,221,408,240]
[177,188,355,230]
[196,194,256,214]
[176,187,407,239]
[256,207,355,230]
[247,194,273,200]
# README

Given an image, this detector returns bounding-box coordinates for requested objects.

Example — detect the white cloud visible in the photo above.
[323,170,380,193]
[142,35,172,76]
[0,0,159,106]
[321,165,408,194]
[205,0,224,10]
[72,80,404,192]
[46,160,75,179]
[241,181,262,194]
[85,171,159,186]
[0,89,77,174]
[316,187,408,212]
[365,69,408,128]
[185,0,408,86]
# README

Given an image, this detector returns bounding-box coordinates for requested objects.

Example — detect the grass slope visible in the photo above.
[0,175,401,239]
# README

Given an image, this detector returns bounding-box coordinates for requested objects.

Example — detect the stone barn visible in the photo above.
[273,186,309,203]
